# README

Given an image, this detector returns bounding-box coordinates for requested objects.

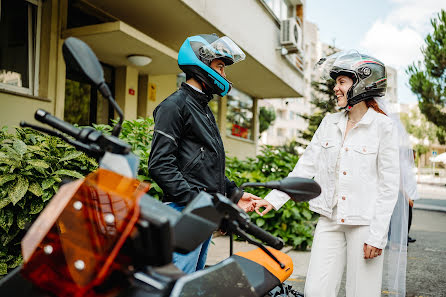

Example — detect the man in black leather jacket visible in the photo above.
[148,34,259,273]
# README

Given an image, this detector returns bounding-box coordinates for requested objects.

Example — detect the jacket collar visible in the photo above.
[181,82,214,106]
[329,107,377,126]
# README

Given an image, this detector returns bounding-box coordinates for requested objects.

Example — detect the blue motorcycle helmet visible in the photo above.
[178,34,246,97]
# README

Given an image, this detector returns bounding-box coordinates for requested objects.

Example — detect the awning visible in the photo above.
[62,21,179,75]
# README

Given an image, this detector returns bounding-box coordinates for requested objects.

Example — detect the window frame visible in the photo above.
[226,87,255,141]
[0,0,42,96]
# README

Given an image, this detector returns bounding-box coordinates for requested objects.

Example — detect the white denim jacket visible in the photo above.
[266,108,400,249]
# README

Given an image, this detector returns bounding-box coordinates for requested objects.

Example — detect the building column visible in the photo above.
[115,66,139,120]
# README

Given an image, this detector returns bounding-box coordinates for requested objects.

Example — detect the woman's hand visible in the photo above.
[254,199,274,216]
[237,192,261,212]
[363,243,382,259]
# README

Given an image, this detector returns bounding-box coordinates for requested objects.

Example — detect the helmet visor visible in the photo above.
[199,36,246,65]
[315,50,362,81]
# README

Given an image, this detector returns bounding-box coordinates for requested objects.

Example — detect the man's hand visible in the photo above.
[363,243,382,259]
[237,192,261,212]
[254,199,274,216]
[409,199,414,208]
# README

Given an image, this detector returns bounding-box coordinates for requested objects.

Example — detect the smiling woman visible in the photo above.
[255,51,409,297]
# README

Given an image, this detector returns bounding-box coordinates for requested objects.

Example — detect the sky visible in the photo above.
[305,0,445,104]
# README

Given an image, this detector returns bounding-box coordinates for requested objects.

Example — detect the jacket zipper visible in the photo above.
[183,147,204,173]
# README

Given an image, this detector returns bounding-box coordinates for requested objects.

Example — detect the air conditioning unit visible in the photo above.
[280,18,303,54]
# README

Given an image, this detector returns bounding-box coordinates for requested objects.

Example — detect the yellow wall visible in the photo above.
[146,74,178,118]
[0,93,53,129]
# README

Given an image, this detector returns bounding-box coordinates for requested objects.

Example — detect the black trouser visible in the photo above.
[408,205,413,233]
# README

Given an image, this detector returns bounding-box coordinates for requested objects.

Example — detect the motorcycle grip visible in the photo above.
[35,109,81,138]
[243,221,284,250]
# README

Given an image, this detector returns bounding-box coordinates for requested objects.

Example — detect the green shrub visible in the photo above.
[0,127,97,276]
[93,118,163,199]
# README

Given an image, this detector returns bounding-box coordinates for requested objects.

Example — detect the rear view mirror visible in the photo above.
[62,37,123,136]
[240,177,321,202]
[62,37,105,86]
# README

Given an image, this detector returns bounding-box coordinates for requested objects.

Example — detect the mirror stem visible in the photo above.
[98,83,124,137]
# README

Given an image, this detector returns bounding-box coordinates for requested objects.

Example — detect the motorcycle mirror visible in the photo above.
[62,37,105,87]
[62,37,124,136]
[240,177,321,202]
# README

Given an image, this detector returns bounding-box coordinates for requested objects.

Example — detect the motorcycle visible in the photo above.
[0,37,320,297]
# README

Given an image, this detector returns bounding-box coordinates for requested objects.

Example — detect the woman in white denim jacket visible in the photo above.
[255,52,400,297]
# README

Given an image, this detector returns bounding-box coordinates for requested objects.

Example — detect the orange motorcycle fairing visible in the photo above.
[235,247,294,283]
[21,168,150,297]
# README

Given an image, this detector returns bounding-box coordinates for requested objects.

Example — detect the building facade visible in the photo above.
[259,20,335,147]
[0,0,306,159]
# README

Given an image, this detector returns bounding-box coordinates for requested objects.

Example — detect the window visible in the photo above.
[226,88,254,140]
[277,128,285,137]
[262,0,289,20]
[64,63,115,126]
[0,0,42,95]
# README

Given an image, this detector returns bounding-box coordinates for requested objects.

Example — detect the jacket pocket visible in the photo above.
[182,147,205,174]
[320,139,338,172]
[352,144,378,155]
[352,144,378,178]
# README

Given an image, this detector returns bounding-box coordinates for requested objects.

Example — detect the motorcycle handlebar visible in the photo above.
[35,109,81,138]
[241,220,284,250]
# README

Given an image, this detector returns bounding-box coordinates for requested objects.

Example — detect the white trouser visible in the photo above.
[304,209,385,297]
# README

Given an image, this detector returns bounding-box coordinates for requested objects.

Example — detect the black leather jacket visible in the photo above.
[148,83,238,206]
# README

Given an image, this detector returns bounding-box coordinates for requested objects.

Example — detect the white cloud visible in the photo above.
[359,20,424,69]
[387,0,445,33]
[359,1,444,103]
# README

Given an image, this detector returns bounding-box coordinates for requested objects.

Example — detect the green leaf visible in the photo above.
[9,176,29,205]
[59,151,83,162]
[1,228,19,246]
[13,139,27,156]
[0,157,20,167]
[41,191,53,202]
[2,146,20,160]
[41,178,56,190]
[29,199,44,214]
[0,263,7,275]
[28,182,43,197]
[302,209,312,220]
[16,212,30,230]
[7,255,23,269]
[255,217,265,227]
[52,169,83,179]
[0,197,10,210]
[27,159,50,169]
[0,174,16,187]
[0,209,14,233]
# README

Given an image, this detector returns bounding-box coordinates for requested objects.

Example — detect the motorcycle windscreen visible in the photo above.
[21,168,149,297]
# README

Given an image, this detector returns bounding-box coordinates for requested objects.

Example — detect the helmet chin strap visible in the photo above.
[340,86,354,112]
